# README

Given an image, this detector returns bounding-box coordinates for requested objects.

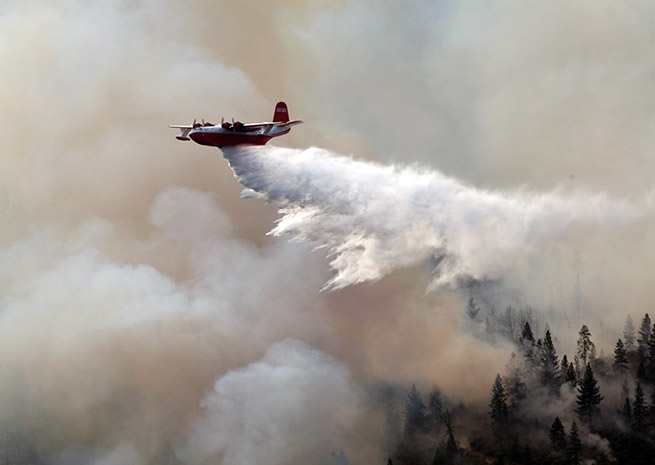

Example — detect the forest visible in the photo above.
[380,303,655,465]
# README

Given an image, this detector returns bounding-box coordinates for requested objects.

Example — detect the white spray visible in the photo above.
[223,145,641,290]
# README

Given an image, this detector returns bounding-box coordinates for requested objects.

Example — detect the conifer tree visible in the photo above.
[613,338,629,375]
[548,416,566,449]
[466,297,480,321]
[534,338,544,379]
[560,354,569,382]
[520,322,537,374]
[648,323,655,381]
[404,384,427,434]
[489,374,509,430]
[503,353,526,412]
[565,363,577,386]
[623,397,632,424]
[573,355,581,376]
[521,321,535,343]
[428,387,443,430]
[632,383,646,431]
[442,412,458,456]
[567,421,582,465]
[576,325,595,374]
[431,410,458,465]
[540,330,560,393]
[624,315,636,352]
[575,364,603,424]
[638,313,651,358]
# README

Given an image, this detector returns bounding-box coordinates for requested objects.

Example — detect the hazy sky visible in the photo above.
[1,1,654,464]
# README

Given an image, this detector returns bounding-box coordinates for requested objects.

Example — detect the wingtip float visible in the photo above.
[169,101,303,149]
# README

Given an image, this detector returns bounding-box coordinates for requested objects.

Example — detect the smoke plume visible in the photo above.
[183,339,361,465]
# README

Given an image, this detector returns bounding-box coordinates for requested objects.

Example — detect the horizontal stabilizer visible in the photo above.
[170,125,192,141]
[245,120,303,128]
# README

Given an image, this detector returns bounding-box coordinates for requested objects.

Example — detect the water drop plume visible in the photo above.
[223,145,640,290]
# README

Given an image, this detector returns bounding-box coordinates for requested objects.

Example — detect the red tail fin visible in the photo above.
[273,101,289,123]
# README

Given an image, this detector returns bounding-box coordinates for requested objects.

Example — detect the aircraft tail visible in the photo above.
[169,125,193,141]
[273,101,289,123]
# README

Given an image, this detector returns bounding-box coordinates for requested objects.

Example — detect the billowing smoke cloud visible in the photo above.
[224,145,642,290]
[183,339,360,465]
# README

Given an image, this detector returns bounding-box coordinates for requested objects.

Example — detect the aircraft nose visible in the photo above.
[188,128,216,147]
[188,129,202,142]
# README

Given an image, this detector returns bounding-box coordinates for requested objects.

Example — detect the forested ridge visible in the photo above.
[375,306,655,465]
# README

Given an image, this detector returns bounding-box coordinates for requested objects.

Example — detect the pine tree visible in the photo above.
[648,323,655,381]
[466,297,480,320]
[540,330,560,393]
[632,383,646,431]
[624,315,636,352]
[573,355,581,377]
[613,338,629,375]
[548,416,566,449]
[442,411,458,456]
[428,387,443,430]
[534,338,544,378]
[489,374,509,431]
[431,410,459,464]
[638,313,651,358]
[650,385,655,420]
[520,322,537,375]
[576,325,595,374]
[575,364,603,424]
[521,321,535,343]
[567,421,582,465]
[404,384,427,434]
[560,354,569,382]
[623,397,632,424]
[565,363,577,386]
[503,353,526,412]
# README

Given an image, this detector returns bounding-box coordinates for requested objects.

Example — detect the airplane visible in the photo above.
[169,101,302,148]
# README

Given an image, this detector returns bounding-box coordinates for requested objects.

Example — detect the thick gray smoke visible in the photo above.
[183,339,360,465]
[2,0,655,464]
[224,145,642,290]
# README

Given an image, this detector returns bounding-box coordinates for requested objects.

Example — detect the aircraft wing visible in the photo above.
[240,122,269,129]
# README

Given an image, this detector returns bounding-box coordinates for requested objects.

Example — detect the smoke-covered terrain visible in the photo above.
[1,1,655,464]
